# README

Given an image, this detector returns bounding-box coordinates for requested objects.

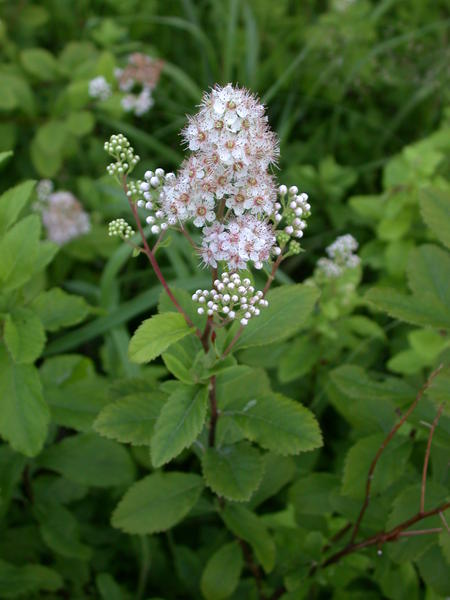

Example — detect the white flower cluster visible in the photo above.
[36,187,90,246]
[105,134,140,177]
[200,217,275,270]
[192,272,268,326]
[108,218,134,239]
[155,84,280,270]
[88,76,111,101]
[115,54,163,117]
[317,234,360,278]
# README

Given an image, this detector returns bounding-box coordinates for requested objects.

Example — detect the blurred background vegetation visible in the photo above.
[0,2,449,597]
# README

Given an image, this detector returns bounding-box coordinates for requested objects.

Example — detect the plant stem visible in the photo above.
[136,535,150,600]
[126,190,201,338]
[421,402,444,514]
[322,500,450,568]
[349,364,443,545]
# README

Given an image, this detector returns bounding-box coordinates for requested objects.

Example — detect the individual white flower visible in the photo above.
[89,76,111,101]
[36,179,54,202]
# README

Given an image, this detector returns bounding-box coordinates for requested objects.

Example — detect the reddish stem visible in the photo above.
[349,364,443,545]
[127,195,201,338]
[421,403,444,514]
[208,375,218,447]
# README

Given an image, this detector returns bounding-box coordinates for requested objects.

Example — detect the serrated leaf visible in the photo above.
[111,472,203,534]
[0,215,41,292]
[420,187,450,249]
[151,384,208,467]
[220,504,275,573]
[366,287,450,329]
[201,541,243,600]
[0,346,49,457]
[38,433,135,487]
[4,308,46,364]
[0,559,62,598]
[30,288,90,331]
[129,312,194,364]
[226,393,322,455]
[330,365,414,404]
[94,391,166,445]
[249,454,296,508]
[342,434,412,499]
[233,284,319,350]
[0,180,35,235]
[202,442,264,502]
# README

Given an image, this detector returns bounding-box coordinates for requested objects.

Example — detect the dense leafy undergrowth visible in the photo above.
[0,1,449,599]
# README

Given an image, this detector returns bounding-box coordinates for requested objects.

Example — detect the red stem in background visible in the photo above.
[349,364,443,545]
[421,403,444,514]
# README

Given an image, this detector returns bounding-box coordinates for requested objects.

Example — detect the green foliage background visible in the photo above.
[0,0,449,598]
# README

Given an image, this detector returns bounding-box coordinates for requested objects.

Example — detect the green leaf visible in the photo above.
[66,111,95,137]
[220,504,275,573]
[37,502,92,560]
[233,284,319,350]
[0,559,62,598]
[330,365,414,404]
[342,434,412,499]
[151,384,208,467]
[30,288,90,331]
[278,336,320,383]
[420,187,450,249]
[426,364,450,415]
[201,541,243,600]
[366,287,450,329]
[38,433,135,487]
[249,454,296,509]
[94,391,166,445]
[111,472,203,534]
[226,393,322,455]
[4,308,46,364]
[201,442,264,502]
[129,312,194,364]
[0,180,35,235]
[289,473,340,515]
[21,48,59,81]
[162,335,203,384]
[0,215,41,293]
[407,244,450,309]
[417,545,450,596]
[0,346,49,457]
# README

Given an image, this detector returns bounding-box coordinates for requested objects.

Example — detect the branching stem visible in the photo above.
[349,364,443,545]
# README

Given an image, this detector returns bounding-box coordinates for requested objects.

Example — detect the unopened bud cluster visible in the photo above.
[105,134,140,178]
[135,169,174,235]
[108,218,134,239]
[274,186,311,255]
[192,272,268,326]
